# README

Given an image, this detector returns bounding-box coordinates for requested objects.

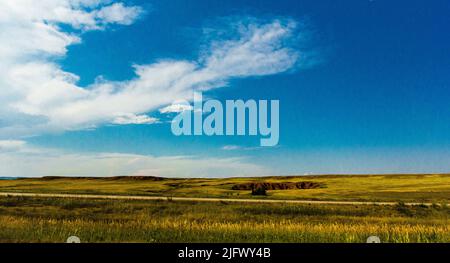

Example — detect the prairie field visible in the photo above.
[0,174,449,243]
[0,174,449,203]
[0,197,448,243]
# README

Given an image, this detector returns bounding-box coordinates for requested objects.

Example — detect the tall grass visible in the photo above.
[0,197,448,243]
[1,216,448,243]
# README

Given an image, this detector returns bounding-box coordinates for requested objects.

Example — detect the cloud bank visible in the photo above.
[0,1,301,139]
[0,140,270,177]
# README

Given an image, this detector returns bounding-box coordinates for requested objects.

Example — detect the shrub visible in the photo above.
[252,186,267,196]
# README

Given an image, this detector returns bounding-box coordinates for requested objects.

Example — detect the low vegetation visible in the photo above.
[0,174,449,203]
[0,174,448,243]
[0,197,448,243]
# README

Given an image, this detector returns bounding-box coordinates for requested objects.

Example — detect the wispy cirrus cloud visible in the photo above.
[0,0,144,137]
[0,0,301,139]
[221,145,268,151]
[0,1,303,139]
[222,145,242,151]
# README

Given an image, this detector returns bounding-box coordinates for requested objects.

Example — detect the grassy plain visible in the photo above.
[0,174,449,203]
[0,196,448,243]
[0,174,449,243]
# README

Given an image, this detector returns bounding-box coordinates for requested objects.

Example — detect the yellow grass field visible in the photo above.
[0,174,449,203]
[0,174,448,243]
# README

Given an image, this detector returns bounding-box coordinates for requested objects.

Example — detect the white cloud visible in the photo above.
[159,103,194,114]
[112,113,159,125]
[0,1,142,60]
[0,144,270,178]
[0,1,301,139]
[95,3,143,26]
[0,0,144,137]
[221,145,241,151]
[221,145,265,151]
[203,19,299,77]
[0,140,27,152]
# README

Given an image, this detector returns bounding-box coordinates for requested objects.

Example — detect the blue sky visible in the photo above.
[1,0,450,177]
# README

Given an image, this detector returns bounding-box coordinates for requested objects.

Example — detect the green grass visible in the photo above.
[0,197,448,243]
[0,174,449,243]
[0,174,449,203]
